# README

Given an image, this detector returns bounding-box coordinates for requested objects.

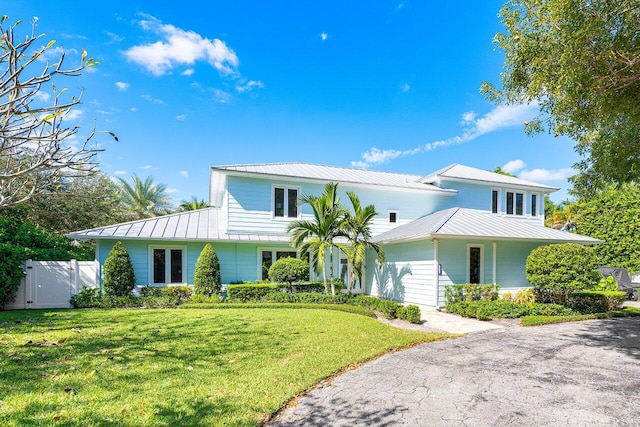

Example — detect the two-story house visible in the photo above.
[67,162,600,308]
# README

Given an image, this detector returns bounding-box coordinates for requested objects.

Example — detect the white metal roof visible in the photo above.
[66,208,291,243]
[420,164,559,191]
[373,208,602,244]
[211,162,456,193]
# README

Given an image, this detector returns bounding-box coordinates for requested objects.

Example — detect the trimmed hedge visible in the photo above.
[447,300,576,320]
[444,284,500,305]
[225,284,280,302]
[567,290,626,314]
[351,295,422,323]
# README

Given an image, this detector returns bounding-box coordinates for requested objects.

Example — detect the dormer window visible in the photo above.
[388,210,398,223]
[273,186,299,218]
[506,191,524,216]
[491,189,499,214]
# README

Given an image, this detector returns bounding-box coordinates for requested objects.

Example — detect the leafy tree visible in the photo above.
[482,0,640,186]
[102,241,136,297]
[268,257,310,293]
[25,172,127,234]
[526,243,600,304]
[492,167,516,177]
[179,197,208,212]
[194,243,221,296]
[288,183,348,296]
[573,184,640,273]
[342,192,385,294]
[117,175,173,219]
[0,16,116,208]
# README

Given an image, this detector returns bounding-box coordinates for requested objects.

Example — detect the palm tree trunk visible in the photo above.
[329,246,335,296]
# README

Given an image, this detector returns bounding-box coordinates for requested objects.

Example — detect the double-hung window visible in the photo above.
[506,191,524,216]
[273,186,299,218]
[491,189,499,214]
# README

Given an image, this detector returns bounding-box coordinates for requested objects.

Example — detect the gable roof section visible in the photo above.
[212,162,456,194]
[66,207,289,243]
[420,164,559,191]
[373,208,601,244]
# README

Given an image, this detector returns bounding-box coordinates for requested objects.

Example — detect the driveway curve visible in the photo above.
[268,317,640,426]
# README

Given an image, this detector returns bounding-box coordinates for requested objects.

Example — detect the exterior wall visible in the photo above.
[367,240,437,307]
[96,239,294,287]
[225,175,452,237]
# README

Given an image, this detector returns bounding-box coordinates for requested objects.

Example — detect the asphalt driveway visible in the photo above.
[268,317,640,426]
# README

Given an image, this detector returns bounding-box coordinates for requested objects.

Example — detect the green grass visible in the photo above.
[0,308,450,426]
[521,306,640,326]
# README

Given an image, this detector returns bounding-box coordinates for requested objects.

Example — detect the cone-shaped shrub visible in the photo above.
[103,241,136,297]
[194,243,221,296]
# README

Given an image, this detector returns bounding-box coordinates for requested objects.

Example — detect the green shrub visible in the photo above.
[568,290,626,314]
[70,287,101,308]
[526,243,600,304]
[226,284,279,302]
[194,244,221,296]
[447,300,577,319]
[444,284,499,305]
[190,294,224,304]
[0,243,27,309]
[593,276,618,292]
[268,257,310,292]
[404,305,421,324]
[514,288,536,304]
[259,292,352,304]
[500,291,514,302]
[102,241,136,297]
[379,300,398,319]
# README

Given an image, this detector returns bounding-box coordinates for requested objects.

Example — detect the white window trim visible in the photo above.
[490,188,501,214]
[148,244,187,285]
[530,192,540,217]
[257,247,300,280]
[466,243,484,284]
[388,209,399,224]
[271,184,301,220]
[505,189,527,216]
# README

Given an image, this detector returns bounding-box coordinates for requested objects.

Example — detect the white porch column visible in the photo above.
[492,242,497,285]
[433,238,440,308]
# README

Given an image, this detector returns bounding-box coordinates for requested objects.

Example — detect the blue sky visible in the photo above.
[5,1,579,204]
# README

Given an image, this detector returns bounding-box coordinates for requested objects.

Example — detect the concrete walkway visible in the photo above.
[378,305,503,335]
[268,317,640,426]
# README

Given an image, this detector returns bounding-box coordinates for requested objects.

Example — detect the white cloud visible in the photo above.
[320,32,328,41]
[166,187,179,194]
[502,159,527,174]
[461,111,476,124]
[236,80,264,93]
[130,107,137,112]
[351,103,538,168]
[179,170,189,177]
[105,31,124,44]
[519,168,574,182]
[115,81,130,91]
[176,114,187,121]
[140,165,152,170]
[114,170,128,175]
[34,91,51,103]
[124,16,239,76]
[182,68,195,76]
[212,88,231,103]
[141,94,165,104]
[401,83,410,93]
[63,109,83,121]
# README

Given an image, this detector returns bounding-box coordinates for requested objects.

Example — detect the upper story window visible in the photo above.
[506,191,524,216]
[273,186,299,218]
[491,189,499,214]
[388,210,398,223]
[531,193,538,217]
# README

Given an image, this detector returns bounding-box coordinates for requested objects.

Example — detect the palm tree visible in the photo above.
[342,191,385,294]
[287,182,347,295]
[117,174,173,219]
[179,196,207,211]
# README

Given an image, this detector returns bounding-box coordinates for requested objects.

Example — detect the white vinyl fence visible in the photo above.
[5,260,99,310]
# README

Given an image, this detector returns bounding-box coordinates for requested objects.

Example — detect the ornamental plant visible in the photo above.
[268,257,310,293]
[525,243,600,304]
[102,241,136,297]
[194,244,221,296]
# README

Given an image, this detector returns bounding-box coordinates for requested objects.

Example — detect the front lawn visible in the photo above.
[0,308,449,426]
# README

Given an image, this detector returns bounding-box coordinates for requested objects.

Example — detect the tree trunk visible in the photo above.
[329,247,335,296]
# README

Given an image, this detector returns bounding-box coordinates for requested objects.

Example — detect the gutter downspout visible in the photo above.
[433,238,440,309]
[492,241,497,285]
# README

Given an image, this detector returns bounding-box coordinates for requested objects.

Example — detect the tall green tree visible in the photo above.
[342,192,385,294]
[178,197,208,212]
[482,0,640,187]
[26,172,126,234]
[288,183,348,296]
[573,184,640,273]
[194,243,221,296]
[0,16,116,208]
[117,175,173,220]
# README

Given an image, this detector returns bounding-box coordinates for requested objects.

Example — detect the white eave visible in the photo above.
[373,208,602,245]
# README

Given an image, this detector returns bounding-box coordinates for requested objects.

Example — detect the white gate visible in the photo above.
[5,260,99,310]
